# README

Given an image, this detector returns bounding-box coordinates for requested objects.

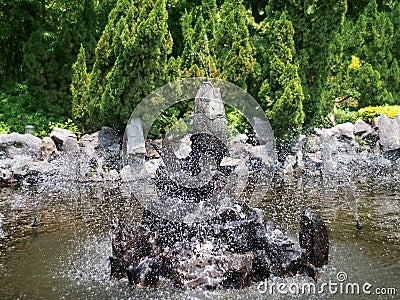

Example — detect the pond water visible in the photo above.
[0,175,399,299]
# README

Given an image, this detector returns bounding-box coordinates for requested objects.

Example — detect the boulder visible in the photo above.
[331,122,355,139]
[378,113,400,151]
[192,82,228,144]
[145,139,161,159]
[123,117,146,155]
[79,127,121,150]
[42,137,58,160]
[354,120,372,135]
[0,133,42,159]
[299,209,329,268]
[50,128,79,153]
[231,134,249,145]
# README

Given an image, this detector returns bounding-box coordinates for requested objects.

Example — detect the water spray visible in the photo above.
[349,163,362,232]
[187,35,212,81]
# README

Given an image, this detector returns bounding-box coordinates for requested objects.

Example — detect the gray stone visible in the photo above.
[331,122,355,139]
[291,135,307,152]
[0,133,43,159]
[0,168,12,182]
[192,82,227,143]
[9,155,32,178]
[29,160,53,173]
[42,137,58,160]
[354,120,372,135]
[80,126,121,150]
[378,113,400,151]
[230,134,248,145]
[174,135,192,159]
[50,128,78,152]
[253,117,275,147]
[123,118,146,155]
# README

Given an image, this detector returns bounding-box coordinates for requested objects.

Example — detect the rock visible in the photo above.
[192,81,228,144]
[50,128,78,153]
[110,207,327,290]
[80,127,121,150]
[372,115,380,128]
[354,120,376,140]
[0,133,43,159]
[354,120,372,135]
[107,169,120,181]
[331,122,355,139]
[123,117,146,155]
[29,160,54,175]
[0,168,12,182]
[291,135,307,152]
[9,155,32,179]
[253,117,275,148]
[231,134,249,145]
[42,137,58,160]
[79,127,122,174]
[299,209,329,268]
[174,135,192,159]
[378,113,400,151]
[145,139,161,159]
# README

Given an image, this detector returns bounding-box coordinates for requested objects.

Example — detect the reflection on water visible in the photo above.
[0,177,399,299]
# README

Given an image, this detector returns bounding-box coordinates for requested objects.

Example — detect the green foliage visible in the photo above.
[148,99,193,139]
[0,121,10,135]
[0,82,80,138]
[49,119,83,139]
[335,106,400,124]
[334,109,359,124]
[258,12,304,141]
[216,0,260,89]
[266,0,347,127]
[226,107,252,136]
[1,0,400,142]
[71,45,90,130]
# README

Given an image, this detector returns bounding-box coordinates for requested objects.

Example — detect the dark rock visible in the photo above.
[110,206,329,290]
[299,209,329,268]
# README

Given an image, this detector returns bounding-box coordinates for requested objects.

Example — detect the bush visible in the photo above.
[0,120,10,134]
[335,105,400,124]
[0,82,82,138]
[334,109,358,124]
[226,107,252,137]
[357,106,400,123]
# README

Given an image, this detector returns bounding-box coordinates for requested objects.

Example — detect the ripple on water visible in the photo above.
[0,178,399,299]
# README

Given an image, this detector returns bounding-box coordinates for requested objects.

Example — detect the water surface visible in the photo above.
[0,176,399,299]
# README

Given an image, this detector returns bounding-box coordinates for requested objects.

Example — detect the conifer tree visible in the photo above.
[267,0,347,127]
[258,12,304,140]
[86,0,131,130]
[180,11,218,78]
[332,0,396,108]
[71,45,90,129]
[100,0,173,129]
[216,0,260,89]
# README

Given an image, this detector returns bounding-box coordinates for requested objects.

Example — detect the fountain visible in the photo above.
[110,79,329,289]
[1,83,400,298]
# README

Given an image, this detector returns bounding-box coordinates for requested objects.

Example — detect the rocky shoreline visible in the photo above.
[1,113,400,186]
